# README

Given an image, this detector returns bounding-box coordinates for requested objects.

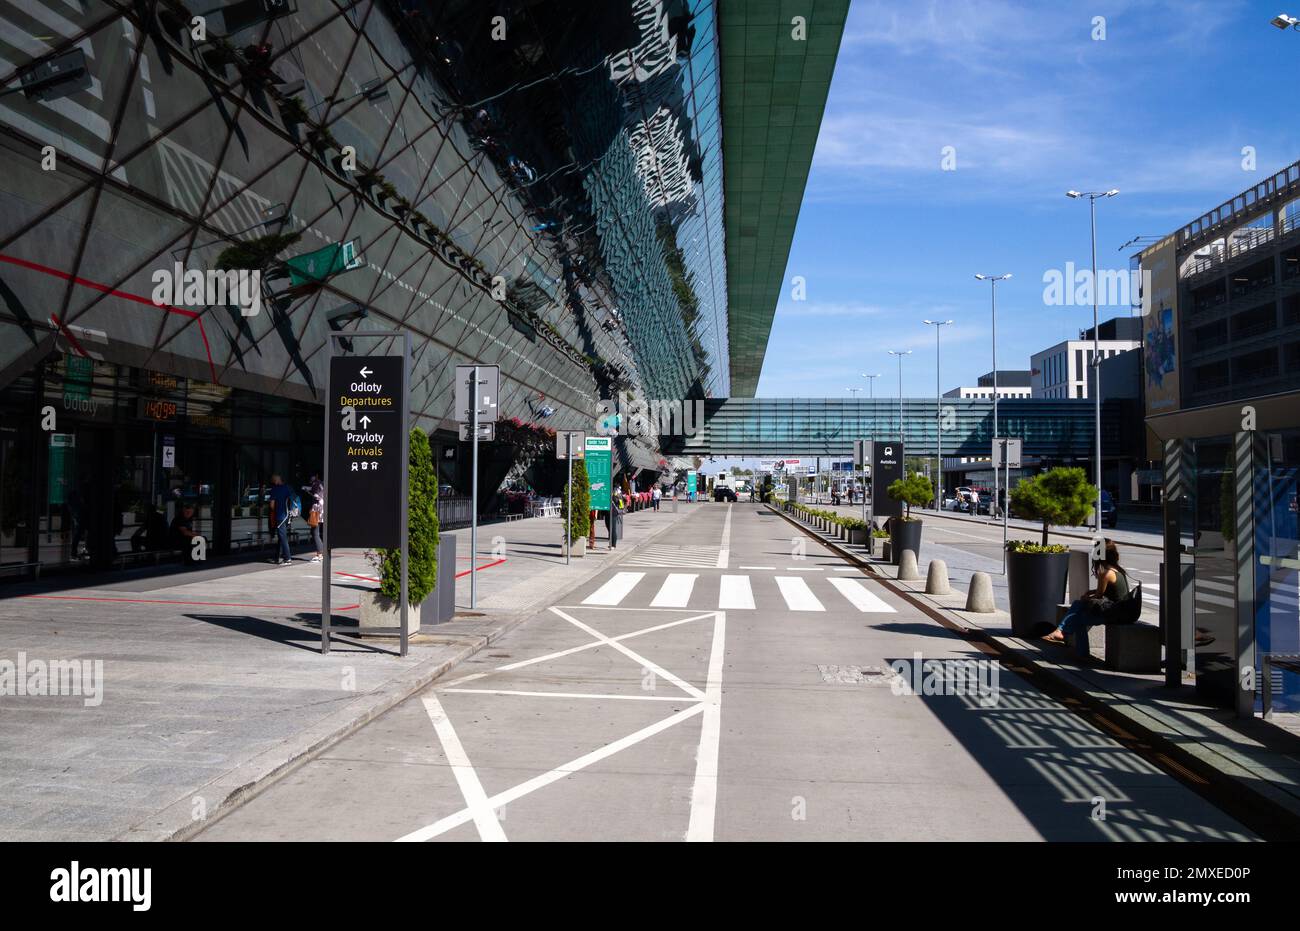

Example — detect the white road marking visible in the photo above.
[784,566,823,571]
[443,688,697,702]
[438,613,715,687]
[717,504,732,568]
[738,565,775,570]
[651,573,698,607]
[828,577,897,613]
[718,575,755,610]
[583,571,645,605]
[420,693,506,842]
[775,576,825,611]
[832,567,859,572]
[397,703,705,842]
[687,611,725,842]
[551,607,705,700]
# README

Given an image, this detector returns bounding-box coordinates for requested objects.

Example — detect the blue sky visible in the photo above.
[754,0,1300,399]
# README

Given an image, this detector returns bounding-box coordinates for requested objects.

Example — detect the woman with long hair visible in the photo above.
[1042,539,1130,651]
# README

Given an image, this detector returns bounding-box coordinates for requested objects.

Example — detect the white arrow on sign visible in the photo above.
[359,415,371,428]
[359,366,372,378]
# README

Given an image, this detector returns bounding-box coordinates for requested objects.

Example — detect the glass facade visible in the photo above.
[0,0,750,571]
[679,397,1123,458]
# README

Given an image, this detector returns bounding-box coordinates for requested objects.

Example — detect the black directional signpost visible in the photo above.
[871,440,904,531]
[322,332,411,656]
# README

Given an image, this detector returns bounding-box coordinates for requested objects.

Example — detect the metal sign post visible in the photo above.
[993,437,1021,572]
[556,430,585,565]
[322,332,410,656]
[455,364,499,609]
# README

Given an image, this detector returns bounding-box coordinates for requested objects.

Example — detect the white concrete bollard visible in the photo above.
[898,549,920,581]
[965,571,995,613]
[925,559,950,595]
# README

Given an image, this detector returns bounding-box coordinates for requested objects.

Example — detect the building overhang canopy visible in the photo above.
[719,1,849,397]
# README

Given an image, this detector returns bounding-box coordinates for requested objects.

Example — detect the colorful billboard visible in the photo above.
[1140,236,1180,419]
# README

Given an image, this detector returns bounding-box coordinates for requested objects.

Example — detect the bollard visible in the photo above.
[898,549,920,581]
[965,571,995,613]
[925,559,950,595]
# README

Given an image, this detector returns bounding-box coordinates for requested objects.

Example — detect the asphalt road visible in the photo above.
[196,503,1251,841]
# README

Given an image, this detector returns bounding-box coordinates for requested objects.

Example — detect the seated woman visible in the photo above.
[1042,540,1130,651]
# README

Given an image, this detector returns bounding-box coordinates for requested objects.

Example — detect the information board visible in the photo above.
[585,436,612,511]
[327,355,404,548]
[871,440,904,519]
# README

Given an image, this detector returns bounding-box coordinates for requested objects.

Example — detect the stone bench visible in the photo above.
[1104,622,1161,673]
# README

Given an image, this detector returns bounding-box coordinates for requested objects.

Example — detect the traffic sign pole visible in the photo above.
[565,432,572,565]
[399,331,410,657]
[470,364,479,610]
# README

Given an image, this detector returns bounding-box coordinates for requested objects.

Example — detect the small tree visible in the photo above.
[377,429,438,605]
[887,472,935,519]
[560,459,591,545]
[1008,466,1096,545]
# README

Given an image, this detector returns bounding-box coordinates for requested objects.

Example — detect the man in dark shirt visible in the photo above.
[170,503,199,565]
[268,474,293,565]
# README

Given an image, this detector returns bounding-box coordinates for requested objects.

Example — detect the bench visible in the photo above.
[1263,653,1300,719]
[114,549,183,569]
[0,561,40,580]
[1104,622,1161,673]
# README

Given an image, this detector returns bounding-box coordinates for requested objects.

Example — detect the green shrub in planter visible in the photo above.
[1008,467,1096,545]
[887,472,935,519]
[375,428,438,605]
[560,459,591,544]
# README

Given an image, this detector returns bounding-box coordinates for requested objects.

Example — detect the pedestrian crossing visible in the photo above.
[579,571,897,613]
[620,544,725,568]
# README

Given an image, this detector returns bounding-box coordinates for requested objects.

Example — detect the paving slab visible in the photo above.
[0,501,703,841]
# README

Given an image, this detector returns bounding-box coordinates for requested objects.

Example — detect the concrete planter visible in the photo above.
[1006,549,1069,638]
[568,536,586,558]
[360,591,421,637]
[890,518,923,565]
[847,527,866,545]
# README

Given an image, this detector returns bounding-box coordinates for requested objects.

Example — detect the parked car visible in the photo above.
[713,486,737,502]
[1100,489,1118,528]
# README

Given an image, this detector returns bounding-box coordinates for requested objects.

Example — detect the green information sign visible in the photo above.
[686,470,697,495]
[63,355,92,402]
[585,436,612,511]
[285,240,362,286]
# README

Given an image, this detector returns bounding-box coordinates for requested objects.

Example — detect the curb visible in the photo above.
[767,503,1300,841]
[136,504,705,842]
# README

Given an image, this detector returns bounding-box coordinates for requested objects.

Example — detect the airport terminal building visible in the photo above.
[0,0,845,573]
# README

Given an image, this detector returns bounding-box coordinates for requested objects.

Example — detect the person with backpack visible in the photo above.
[267,474,299,566]
[1042,540,1133,653]
[304,474,325,563]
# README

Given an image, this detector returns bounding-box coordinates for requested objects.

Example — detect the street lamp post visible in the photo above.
[923,320,953,509]
[975,273,1012,518]
[1066,188,1119,531]
[847,386,861,398]
[887,351,911,442]
[861,373,881,398]
[1270,12,1300,30]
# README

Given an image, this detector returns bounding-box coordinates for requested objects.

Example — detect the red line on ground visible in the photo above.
[0,252,219,384]
[22,594,329,610]
[455,557,506,578]
[334,571,379,582]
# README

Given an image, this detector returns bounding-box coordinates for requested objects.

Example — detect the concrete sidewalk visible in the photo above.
[0,500,705,841]
[772,502,1300,837]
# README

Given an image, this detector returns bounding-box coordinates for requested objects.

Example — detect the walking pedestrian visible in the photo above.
[652,485,661,511]
[305,474,325,562]
[267,474,297,565]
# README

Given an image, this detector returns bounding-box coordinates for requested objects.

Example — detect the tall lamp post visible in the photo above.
[1270,12,1300,30]
[975,273,1012,517]
[887,350,911,443]
[861,372,881,398]
[923,319,953,509]
[1066,188,1118,531]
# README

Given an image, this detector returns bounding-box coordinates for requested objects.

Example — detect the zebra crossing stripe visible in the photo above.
[651,573,697,608]
[583,572,645,606]
[827,577,896,613]
[718,575,755,610]
[775,576,824,612]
